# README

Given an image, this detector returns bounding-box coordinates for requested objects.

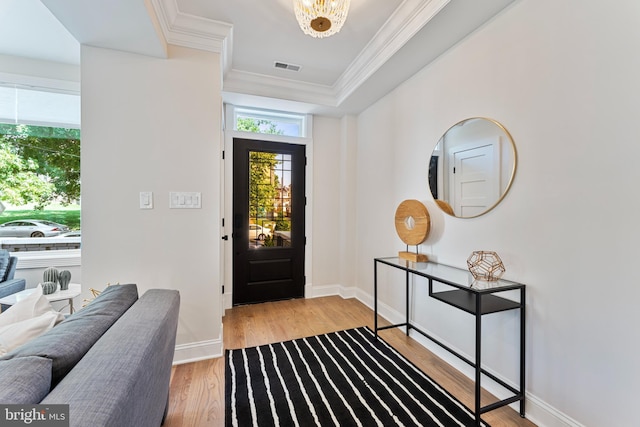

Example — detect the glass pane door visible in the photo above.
[248,152,292,249]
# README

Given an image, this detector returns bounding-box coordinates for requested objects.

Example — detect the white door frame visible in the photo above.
[221,104,314,311]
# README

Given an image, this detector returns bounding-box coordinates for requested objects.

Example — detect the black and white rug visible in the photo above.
[225,327,489,427]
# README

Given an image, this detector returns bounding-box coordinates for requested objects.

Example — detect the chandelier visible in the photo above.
[293,0,351,39]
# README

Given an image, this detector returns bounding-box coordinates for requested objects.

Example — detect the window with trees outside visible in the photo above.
[0,85,81,254]
[234,107,307,138]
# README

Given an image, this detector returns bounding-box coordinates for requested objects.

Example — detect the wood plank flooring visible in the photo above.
[164,296,537,427]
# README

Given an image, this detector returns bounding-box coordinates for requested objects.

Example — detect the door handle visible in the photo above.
[222,235,229,241]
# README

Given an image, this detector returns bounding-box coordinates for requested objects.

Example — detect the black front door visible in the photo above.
[232,138,306,305]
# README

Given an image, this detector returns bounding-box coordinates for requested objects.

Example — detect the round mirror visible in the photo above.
[428,117,517,218]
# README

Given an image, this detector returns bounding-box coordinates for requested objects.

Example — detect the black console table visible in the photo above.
[373,257,526,425]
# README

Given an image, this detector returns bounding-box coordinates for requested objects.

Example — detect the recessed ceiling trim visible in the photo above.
[224,69,337,107]
[152,0,233,73]
[334,0,451,104]
[221,0,452,108]
[149,0,512,115]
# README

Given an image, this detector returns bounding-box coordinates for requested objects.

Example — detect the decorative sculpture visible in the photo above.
[43,267,59,284]
[395,199,431,262]
[59,270,72,291]
[41,281,58,295]
[467,251,505,281]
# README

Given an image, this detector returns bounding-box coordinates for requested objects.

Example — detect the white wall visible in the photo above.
[309,115,359,296]
[355,0,640,426]
[311,116,342,288]
[81,45,223,363]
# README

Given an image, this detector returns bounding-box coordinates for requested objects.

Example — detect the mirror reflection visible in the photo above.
[429,118,517,218]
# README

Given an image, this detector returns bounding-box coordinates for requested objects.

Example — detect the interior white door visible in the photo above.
[450,139,500,217]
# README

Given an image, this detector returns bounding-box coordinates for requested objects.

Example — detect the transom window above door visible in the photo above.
[233,107,308,138]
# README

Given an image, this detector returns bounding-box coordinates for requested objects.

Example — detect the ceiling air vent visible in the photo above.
[274,61,301,72]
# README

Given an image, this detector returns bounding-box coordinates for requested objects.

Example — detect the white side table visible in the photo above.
[0,283,82,314]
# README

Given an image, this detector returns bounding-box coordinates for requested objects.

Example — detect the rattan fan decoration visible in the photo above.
[82,282,119,307]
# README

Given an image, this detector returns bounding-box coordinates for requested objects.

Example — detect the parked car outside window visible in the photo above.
[0,220,70,238]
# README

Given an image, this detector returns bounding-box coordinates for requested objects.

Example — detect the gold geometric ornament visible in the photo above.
[466,251,505,281]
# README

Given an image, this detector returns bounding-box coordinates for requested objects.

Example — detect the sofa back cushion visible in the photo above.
[0,356,52,403]
[0,283,138,386]
[0,250,9,281]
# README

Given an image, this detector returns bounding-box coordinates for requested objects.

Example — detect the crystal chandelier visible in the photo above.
[293,0,351,39]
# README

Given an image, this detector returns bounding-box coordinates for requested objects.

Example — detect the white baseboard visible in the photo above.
[524,393,586,427]
[173,323,223,365]
[223,292,232,311]
[354,292,583,427]
[305,283,358,299]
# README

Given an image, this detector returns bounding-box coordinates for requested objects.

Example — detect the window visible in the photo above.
[0,84,81,254]
[233,107,308,138]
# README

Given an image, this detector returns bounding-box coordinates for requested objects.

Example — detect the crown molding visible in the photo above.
[223,69,338,107]
[334,0,451,104]
[151,0,233,74]
[149,0,450,109]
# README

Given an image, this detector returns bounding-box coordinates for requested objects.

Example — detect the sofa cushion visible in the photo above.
[0,356,52,403]
[0,250,9,281]
[0,284,64,327]
[0,283,138,386]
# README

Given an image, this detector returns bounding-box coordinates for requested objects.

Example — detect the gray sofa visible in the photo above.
[0,283,180,427]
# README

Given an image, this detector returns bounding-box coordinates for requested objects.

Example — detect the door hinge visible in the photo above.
[222,150,225,160]
[305,156,308,166]
[222,285,225,294]
[453,167,456,173]
[222,218,225,227]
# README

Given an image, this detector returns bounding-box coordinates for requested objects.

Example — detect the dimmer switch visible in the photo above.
[170,192,201,209]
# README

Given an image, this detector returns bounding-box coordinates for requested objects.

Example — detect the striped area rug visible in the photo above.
[225,327,489,427]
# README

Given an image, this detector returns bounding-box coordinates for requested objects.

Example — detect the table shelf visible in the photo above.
[430,289,521,315]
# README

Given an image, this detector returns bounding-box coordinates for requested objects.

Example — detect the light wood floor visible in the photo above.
[165,296,537,427]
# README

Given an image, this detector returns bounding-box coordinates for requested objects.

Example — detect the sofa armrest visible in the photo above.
[0,278,26,312]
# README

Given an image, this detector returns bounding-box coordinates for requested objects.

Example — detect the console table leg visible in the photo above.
[405,269,410,336]
[520,287,526,417]
[475,295,482,426]
[374,260,378,340]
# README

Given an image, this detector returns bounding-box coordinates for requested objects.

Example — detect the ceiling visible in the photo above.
[1,0,516,116]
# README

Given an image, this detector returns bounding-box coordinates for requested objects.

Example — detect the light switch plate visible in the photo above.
[169,192,201,209]
[140,192,153,209]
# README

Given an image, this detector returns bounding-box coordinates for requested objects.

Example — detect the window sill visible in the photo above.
[13,249,81,269]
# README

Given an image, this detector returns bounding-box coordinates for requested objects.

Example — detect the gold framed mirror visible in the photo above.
[429,118,517,218]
